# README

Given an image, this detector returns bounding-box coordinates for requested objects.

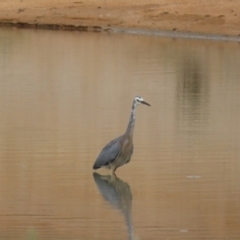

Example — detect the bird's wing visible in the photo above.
[93,136,122,169]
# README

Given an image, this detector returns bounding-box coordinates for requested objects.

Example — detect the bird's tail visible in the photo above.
[93,163,100,170]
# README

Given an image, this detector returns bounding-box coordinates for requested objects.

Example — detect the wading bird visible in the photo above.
[93,96,150,174]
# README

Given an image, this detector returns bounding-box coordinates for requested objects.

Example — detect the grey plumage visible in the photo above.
[93,136,122,169]
[93,96,150,173]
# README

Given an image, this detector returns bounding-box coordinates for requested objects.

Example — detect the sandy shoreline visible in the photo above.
[0,0,240,37]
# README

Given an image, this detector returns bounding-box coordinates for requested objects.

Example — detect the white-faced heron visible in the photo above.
[93,96,150,173]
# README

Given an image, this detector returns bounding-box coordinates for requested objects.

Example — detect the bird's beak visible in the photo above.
[141,100,151,106]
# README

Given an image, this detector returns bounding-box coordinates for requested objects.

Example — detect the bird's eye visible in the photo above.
[135,97,143,102]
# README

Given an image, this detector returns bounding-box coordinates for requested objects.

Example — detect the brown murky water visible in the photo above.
[0,28,240,239]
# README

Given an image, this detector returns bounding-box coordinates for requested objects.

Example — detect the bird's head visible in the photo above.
[134,96,151,106]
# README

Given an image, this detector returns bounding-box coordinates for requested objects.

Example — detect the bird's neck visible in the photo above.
[125,103,136,138]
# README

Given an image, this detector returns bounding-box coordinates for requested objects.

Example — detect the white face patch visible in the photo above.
[135,96,143,103]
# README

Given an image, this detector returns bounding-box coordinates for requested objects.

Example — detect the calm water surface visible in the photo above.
[0,28,240,239]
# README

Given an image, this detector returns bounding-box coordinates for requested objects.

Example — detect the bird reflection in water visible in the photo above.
[93,173,139,240]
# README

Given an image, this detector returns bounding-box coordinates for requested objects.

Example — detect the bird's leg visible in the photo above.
[109,166,117,182]
[110,172,116,182]
[110,166,115,176]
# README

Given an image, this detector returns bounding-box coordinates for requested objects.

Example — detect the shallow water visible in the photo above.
[0,28,240,239]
